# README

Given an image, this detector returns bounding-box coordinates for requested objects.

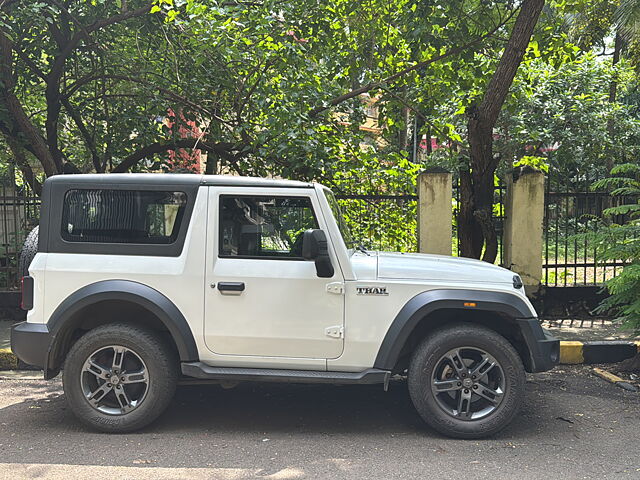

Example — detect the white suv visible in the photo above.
[11,174,558,438]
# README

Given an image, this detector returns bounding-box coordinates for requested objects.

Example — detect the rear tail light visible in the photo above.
[21,276,34,310]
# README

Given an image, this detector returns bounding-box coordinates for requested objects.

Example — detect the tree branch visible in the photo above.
[60,97,102,172]
[63,74,233,127]
[111,139,239,173]
[6,136,42,195]
[309,13,516,118]
[46,0,92,44]
[478,0,545,126]
[0,0,20,10]
[86,4,154,34]
[44,3,154,172]
[0,29,58,176]
[14,47,46,79]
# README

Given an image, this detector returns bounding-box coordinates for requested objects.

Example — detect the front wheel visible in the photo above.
[63,323,178,433]
[408,323,525,439]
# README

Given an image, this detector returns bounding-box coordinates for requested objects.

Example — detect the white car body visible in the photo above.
[21,175,541,375]
[11,173,560,437]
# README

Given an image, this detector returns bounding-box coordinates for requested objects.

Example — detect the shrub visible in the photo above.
[590,164,640,332]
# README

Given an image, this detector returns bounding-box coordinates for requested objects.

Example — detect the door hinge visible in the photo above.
[326,282,344,295]
[325,325,344,339]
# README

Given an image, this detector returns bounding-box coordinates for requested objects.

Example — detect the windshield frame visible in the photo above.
[322,187,356,251]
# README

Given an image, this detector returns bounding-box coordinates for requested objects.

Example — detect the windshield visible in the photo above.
[323,188,356,249]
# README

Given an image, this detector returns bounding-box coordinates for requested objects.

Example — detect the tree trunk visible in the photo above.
[460,112,497,260]
[0,30,59,177]
[458,0,545,262]
[607,31,622,173]
[618,353,640,373]
[6,137,42,195]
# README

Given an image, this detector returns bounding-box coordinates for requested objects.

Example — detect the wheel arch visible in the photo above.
[373,289,537,373]
[45,280,198,378]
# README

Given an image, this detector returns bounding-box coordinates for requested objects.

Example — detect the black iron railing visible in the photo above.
[335,194,418,252]
[543,177,637,286]
[452,181,506,264]
[1,174,632,290]
[0,182,40,290]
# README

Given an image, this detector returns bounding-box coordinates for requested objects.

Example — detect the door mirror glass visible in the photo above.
[302,229,334,278]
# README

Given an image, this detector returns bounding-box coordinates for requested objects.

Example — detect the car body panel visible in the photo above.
[33,187,212,363]
[377,251,516,285]
[14,174,555,378]
[202,186,344,369]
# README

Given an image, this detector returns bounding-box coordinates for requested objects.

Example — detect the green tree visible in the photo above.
[0,0,536,192]
[498,53,640,183]
[459,0,545,261]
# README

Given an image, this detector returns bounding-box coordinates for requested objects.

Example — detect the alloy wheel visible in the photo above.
[80,345,149,415]
[431,347,506,421]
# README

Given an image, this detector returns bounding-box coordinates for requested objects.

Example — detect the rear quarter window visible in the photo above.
[61,189,187,244]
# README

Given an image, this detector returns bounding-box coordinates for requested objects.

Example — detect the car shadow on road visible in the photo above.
[0,375,554,439]
[1,368,638,477]
[157,380,426,434]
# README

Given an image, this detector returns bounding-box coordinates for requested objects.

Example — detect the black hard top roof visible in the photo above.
[44,173,315,189]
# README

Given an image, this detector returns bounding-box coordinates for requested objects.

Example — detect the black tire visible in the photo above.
[62,323,179,433]
[408,322,525,439]
[18,226,38,278]
[15,226,39,370]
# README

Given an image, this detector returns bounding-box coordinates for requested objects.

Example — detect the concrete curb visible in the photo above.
[559,341,640,365]
[1,341,639,372]
[592,367,639,392]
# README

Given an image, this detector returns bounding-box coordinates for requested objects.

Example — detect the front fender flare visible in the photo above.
[373,289,535,371]
[46,280,198,373]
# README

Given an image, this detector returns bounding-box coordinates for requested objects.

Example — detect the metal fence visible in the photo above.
[0,182,40,290]
[335,194,418,252]
[452,181,507,264]
[0,175,634,290]
[335,182,507,259]
[543,175,637,287]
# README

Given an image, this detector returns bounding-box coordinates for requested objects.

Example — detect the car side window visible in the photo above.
[219,195,319,259]
[61,189,187,244]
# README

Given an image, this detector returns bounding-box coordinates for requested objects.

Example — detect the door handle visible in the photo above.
[217,282,245,294]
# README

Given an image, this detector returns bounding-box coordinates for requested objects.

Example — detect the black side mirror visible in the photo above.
[302,229,334,278]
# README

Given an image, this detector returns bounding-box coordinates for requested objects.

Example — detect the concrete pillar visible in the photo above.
[503,167,545,295]
[417,168,453,255]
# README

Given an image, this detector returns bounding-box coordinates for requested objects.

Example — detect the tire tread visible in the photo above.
[63,323,179,433]
[408,322,525,439]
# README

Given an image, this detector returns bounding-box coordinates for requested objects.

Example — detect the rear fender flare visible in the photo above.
[46,280,198,373]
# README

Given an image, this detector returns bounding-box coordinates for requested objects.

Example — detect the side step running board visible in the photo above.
[181,362,391,385]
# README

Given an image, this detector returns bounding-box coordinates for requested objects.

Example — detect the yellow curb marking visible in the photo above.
[593,367,625,384]
[559,341,584,364]
[0,348,17,370]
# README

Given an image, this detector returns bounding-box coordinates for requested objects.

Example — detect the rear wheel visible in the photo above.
[63,323,178,433]
[408,323,525,439]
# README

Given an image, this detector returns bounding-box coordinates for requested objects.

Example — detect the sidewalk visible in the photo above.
[541,318,640,342]
[1,318,639,370]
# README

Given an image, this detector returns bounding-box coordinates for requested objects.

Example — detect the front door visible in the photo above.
[204,187,344,362]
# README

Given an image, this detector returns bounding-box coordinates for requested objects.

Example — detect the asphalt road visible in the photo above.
[0,365,638,480]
